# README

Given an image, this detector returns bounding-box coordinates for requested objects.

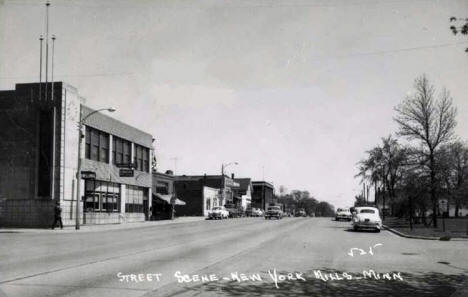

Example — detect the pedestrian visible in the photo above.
[52,201,63,229]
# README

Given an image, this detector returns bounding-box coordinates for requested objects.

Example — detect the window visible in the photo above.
[143,148,149,172]
[84,180,121,212]
[360,209,375,214]
[134,144,149,172]
[85,127,109,163]
[125,185,147,213]
[112,136,131,166]
[156,181,169,194]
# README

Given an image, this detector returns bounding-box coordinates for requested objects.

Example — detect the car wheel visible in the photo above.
[353,225,358,232]
[376,229,381,233]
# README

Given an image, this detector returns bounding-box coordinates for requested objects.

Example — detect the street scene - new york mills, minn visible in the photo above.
[1,1,468,297]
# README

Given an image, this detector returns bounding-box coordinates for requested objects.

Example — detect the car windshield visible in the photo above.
[268,207,280,211]
[360,209,375,214]
[212,207,221,210]
[337,208,343,212]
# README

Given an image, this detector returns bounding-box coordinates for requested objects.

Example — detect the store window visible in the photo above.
[85,127,109,163]
[126,185,147,213]
[84,180,120,212]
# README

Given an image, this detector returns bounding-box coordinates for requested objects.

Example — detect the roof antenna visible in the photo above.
[39,35,43,100]
[51,34,56,101]
[44,1,50,101]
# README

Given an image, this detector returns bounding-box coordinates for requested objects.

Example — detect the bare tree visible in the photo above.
[394,75,457,227]
[449,17,468,53]
[356,135,407,219]
[439,141,468,217]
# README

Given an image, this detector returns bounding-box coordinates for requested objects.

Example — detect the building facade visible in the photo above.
[233,177,252,211]
[173,175,239,216]
[152,170,175,220]
[251,181,275,210]
[0,82,153,227]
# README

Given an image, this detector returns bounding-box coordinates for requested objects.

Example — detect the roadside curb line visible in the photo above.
[0,218,207,234]
[382,225,464,241]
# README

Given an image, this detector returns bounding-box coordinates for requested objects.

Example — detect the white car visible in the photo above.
[335,208,352,221]
[352,207,382,232]
[208,206,229,220]
[253,208,264,217]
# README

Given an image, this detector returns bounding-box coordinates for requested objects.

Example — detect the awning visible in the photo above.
[153,193,186,206]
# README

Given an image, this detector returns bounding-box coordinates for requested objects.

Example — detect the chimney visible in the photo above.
[231,173,235,179]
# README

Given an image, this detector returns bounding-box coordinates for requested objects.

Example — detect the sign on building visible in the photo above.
[119,169,134,177]
[81,171,96,180]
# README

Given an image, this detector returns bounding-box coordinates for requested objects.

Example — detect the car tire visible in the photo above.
[353,225,358,232]
[376,229,381,233]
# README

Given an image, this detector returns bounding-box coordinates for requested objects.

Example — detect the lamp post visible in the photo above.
[75,106,116,230]
[221,162,238,206]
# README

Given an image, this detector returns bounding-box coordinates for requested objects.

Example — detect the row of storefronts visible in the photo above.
[0,81,276,228]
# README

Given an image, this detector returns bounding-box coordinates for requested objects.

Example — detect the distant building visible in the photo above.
[233,177,252,211]
[0,82,153,227]
[251,181,275,210]
[152,170,186,220]
[173,175,240,216]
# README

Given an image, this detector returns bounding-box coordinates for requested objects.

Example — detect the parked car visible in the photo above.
[253,208,264,217]
[246,207,263,217]
[352,206,382,232]
[295,209,307,217]
[335,208,352,221]
[208,206,229,220]
[265,206,283,220]
[225,204,244,218]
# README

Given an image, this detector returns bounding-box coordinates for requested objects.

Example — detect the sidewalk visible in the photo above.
[0,216,206,234]
[383,217,468,241]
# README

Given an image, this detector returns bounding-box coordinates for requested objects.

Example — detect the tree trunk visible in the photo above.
[430,152,438,228]
[409,196,413,231]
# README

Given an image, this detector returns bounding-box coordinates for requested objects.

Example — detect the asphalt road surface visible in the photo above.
[1,217,467,297]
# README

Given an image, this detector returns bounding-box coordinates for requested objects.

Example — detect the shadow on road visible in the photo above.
[178,269,465,297]
[344,228,380,233]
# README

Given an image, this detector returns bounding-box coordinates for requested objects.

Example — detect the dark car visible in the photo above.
[265,206,283,220]
[225,204,244,218]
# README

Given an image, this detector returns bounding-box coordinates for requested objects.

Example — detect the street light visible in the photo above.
[75,107,116,230]
[221,162,238,206]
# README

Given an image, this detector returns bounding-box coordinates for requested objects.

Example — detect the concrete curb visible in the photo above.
[0,217,207,234]
[383,224,468,241]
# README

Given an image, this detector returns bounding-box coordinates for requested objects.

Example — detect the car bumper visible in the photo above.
[336,215,352,220]
[353,222,381,230]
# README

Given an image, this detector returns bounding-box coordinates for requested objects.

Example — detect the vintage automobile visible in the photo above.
[208,206,229,220]
[335,208,352,221]
[352,206,382,232]
[225,204,244,218]
[265,205,283,220]
[246,207,263,217]
[295,209,307,217]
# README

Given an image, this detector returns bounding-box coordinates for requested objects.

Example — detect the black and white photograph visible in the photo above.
[0,0,468,296]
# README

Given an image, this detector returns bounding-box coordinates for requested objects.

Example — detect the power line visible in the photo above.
[1,41,466,80]
[3,0,437,9]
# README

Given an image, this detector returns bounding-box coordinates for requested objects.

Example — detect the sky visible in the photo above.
[1,0,468,208]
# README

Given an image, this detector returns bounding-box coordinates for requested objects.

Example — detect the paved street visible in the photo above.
[1,218,467,297]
